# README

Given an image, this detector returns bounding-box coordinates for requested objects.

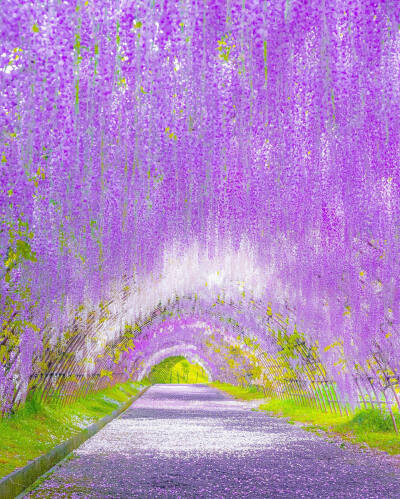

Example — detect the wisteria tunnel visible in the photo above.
[2,0,400,496]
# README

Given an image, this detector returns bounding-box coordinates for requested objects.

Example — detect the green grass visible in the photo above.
[0,380,148,479]
[259,397,348,426]
[211,381,267,400]
[259,397,400,455]
[213,382,400,455]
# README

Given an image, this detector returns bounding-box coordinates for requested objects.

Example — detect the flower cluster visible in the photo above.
[1,1,400,413]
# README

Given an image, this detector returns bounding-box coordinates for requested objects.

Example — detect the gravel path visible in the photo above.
[24,384,400,498]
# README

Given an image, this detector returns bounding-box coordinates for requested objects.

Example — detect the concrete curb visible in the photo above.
[0,385,151,499]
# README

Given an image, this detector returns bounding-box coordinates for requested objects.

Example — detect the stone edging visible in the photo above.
[0,385,150,499]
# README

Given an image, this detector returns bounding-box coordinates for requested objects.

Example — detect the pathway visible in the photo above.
[24,384,400,498]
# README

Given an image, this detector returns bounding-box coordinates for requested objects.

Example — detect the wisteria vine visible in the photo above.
[1,0,400,414]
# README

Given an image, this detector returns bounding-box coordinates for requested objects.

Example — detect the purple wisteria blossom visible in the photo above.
[1,1,400,412]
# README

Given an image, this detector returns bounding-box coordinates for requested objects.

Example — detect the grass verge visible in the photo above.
[213,382,400,455]
[259,397,400,455]
[0,380,149,479]
[211,381,267,401]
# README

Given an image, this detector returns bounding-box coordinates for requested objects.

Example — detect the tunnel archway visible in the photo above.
[3,241,398,417]
[1,1,400,422]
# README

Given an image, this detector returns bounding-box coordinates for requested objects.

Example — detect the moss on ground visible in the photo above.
[0,380,148,478]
